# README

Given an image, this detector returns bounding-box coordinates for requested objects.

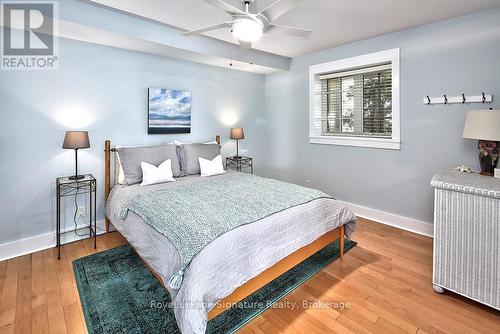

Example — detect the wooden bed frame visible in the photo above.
[103,136,345,320]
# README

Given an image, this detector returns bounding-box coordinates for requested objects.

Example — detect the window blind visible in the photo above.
[315,64,392,138]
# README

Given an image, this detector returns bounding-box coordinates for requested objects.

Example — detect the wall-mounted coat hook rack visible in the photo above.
[423,93,493,105]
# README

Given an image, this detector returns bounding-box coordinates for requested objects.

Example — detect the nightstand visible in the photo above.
[226,156,253,174]
[56,174,97,259]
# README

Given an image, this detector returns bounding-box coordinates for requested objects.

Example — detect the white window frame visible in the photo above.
[309,48,400,150]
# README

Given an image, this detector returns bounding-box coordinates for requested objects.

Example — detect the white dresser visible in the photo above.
[431,170,500,310]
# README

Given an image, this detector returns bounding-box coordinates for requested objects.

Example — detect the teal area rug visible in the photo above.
[73,239,356,334]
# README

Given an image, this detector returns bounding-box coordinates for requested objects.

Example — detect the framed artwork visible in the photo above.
[148,87,191,134]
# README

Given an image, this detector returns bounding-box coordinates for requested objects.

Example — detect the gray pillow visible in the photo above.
[180,144,221,175]
[117,144,181,185]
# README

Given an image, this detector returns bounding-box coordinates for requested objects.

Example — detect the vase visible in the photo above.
[478,140,499,175]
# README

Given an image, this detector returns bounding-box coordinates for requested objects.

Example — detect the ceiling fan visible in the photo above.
[183,0,311,49]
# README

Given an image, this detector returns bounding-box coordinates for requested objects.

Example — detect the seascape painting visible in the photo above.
[148,88,191,134]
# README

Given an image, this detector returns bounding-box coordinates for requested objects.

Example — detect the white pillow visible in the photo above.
[140,159,175,186]
[199,155,226,177]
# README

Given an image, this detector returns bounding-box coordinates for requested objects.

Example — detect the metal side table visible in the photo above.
[56,174,97,259]
[226,156,253,174]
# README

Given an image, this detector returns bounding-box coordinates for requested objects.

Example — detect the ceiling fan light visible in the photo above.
[232,18,263,42]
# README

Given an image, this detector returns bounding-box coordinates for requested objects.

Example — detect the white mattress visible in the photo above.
[106,172,356,333]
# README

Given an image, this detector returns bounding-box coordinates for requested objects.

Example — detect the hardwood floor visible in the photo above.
[0,218,499,333]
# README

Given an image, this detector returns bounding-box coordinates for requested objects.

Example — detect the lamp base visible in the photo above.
[69,175,85,180]
[233,156,243,159]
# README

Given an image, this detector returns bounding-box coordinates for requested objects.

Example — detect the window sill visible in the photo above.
[309,135,401,150]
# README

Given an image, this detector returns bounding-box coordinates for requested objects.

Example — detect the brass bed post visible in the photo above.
[104,140,111,232]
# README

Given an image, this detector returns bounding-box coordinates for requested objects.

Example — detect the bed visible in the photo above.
[103,137,356,333]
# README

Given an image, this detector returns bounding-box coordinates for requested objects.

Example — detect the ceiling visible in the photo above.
[89,0,500,57]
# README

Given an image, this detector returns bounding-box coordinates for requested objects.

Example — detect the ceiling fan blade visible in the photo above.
[265,24,312,37]
[258,0,304,22]
[182,21,234,36]
[203,0,245,15]
[238,39,252,50]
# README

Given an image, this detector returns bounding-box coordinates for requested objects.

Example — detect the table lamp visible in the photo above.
[62,131,90,180]
[463,110,500,176]
[230,127,244,159]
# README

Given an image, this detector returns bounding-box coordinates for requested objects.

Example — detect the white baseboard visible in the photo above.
[341,201,434,237]
[0,232,55,262]
[0,220,107,262]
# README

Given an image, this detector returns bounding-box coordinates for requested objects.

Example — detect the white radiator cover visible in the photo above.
[431,170,500,310]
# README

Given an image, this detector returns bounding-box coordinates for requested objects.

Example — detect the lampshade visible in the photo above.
[463,110,500,141]
[230,128,245,140]
[62,131,90,149]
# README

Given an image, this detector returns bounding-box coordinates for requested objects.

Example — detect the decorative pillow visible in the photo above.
[140,159,175,186]
[117,152,125,184]
[199,155,226,177]
[179,143,221,175]
[117,144,181,185]
[173,140,218,145]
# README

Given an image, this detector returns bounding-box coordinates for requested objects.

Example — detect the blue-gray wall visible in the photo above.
[0,38,266,245]
[2,7,500,250]
[263,8,500,224]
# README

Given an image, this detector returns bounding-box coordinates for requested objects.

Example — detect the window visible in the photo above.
[309,49,400,149]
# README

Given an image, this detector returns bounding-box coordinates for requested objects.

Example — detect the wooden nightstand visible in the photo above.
[56,174,97,259]
[226,156,253,174]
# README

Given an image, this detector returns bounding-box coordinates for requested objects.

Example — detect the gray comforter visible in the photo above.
[121,173,334,290]
[106,171,356,333]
